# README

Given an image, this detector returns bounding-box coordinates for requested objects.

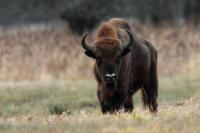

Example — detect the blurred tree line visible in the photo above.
[0,0,200,34]
[61,0,200,34]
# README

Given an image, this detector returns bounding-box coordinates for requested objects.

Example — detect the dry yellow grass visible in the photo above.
[0,22,200,80]
[0,77,199,132]
[0,96,200,133]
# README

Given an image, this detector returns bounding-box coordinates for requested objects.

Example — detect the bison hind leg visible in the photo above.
[141,87,157,113]
[142,61,158,113]
[141,88,148,109]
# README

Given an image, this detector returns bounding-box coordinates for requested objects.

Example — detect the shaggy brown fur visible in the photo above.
[95,23,121,52]
[81,18,158,113]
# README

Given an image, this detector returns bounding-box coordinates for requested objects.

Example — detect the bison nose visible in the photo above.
[105,73,116,81]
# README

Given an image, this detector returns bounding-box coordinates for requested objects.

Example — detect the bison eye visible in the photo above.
[96,56,103,65]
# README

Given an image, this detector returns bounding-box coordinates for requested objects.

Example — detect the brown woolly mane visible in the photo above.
[95,38,120,50]
[95,23,120,49]
[96,23,118,39]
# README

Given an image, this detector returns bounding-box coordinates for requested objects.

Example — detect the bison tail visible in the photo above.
[141,88,148,109]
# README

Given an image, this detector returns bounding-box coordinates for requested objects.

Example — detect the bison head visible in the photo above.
[81,30,133,91]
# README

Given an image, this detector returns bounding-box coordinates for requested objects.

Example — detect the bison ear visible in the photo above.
[85,50,96,59]
[121,48,131,57]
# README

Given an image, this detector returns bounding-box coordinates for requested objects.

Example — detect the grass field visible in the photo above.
[0,76,200,133]
[0,22,200,132]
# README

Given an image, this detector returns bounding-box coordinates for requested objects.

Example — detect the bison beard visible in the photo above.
[81,18,158,114]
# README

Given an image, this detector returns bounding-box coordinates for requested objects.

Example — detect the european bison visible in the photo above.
[81,18,158,113]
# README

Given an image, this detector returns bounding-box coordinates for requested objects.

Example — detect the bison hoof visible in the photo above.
[101,102,110,113]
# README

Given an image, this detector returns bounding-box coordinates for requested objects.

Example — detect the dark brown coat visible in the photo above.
[81,18,158,113]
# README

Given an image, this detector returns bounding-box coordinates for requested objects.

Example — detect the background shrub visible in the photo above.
[0,0,200,33]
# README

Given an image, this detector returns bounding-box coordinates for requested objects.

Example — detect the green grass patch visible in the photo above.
[0,77,199,132]
[0,77,199,117]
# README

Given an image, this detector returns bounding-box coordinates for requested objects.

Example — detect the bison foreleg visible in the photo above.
[123,96,134,113]
[128,80,142,96]
[97,90,112,114]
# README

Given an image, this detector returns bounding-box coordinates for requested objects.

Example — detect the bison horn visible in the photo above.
[122,30,133,49]
[81,32,94,52]
[121,30,134,56]
[81,32,96,58]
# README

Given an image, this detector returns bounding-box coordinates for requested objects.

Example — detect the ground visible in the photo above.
[0,23,200,132]
[0,76,199,133]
